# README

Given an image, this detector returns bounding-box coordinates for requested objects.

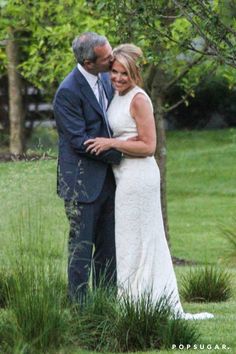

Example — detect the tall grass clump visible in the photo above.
[4,203,69,352]
[72,288,200,352]
[113,292,200,352]
[0,310,22,354]
[0,269,15,308]
[181,266,232,302]
[222,219,236,262]
[71,285,117,351]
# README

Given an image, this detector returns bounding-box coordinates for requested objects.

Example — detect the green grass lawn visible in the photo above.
[0,128,235,353]
[167,129,236,264]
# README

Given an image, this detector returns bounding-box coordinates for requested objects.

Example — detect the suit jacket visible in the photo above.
[53,67,122,203]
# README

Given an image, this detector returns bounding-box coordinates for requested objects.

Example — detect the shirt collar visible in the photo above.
[77,63,98,89]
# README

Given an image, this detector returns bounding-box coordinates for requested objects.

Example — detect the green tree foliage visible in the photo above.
[0,0,105,95]
[0,0,105,153]
[173,0,236,68]
[172,0,236,90]
[95,0,221,95]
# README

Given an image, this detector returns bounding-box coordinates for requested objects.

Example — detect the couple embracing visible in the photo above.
[53,32,213,320]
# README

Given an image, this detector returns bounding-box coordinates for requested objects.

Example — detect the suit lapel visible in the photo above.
[73,68,104,117]
[101,73,114,106]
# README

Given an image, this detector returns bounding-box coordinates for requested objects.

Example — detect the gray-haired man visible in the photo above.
[53,32,122,302]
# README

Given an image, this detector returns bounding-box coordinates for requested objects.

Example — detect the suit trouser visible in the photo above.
[64,167,117,302]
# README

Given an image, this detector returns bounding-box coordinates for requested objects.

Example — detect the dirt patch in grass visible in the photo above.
[172,256,197,266]
[0,153,56,163]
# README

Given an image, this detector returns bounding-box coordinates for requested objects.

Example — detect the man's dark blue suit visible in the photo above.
[53,67,122,301]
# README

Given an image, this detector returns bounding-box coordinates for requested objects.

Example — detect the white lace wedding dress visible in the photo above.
[107,86,214,320]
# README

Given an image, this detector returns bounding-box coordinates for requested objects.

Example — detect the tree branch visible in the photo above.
[164,62,218,113]
[185,0,236,37]
[164,94,190,113]
[164,53,205,91]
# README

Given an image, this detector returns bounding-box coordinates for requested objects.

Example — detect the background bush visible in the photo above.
[166,76,236,130]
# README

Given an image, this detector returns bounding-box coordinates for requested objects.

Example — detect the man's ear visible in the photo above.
[84,60,94,70]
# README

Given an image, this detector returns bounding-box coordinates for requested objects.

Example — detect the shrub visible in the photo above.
[166,75,236,129]
[181,266,232,302]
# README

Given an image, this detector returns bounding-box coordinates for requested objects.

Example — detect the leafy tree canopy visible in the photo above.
[0,0,106,95]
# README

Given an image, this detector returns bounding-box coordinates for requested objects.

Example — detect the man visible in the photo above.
[53,32,122,302]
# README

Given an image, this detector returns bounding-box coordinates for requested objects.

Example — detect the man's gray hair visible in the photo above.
[72,32,108,65]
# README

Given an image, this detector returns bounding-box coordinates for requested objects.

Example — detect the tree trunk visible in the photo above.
[145,65,170,243]
[154,95,169,243]
[6,28,25,154]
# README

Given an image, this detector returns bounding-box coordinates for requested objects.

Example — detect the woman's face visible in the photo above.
[110,60,134,94]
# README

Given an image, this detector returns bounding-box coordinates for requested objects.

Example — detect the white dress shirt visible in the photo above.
[77,63,108,108]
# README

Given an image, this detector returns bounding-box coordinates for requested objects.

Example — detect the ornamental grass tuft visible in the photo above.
[2,204,70,352]
[1,203,200,353]
[0,270,14,309]
[222,219,236,262]
[72,288,200,352]
[181,266,232,302]
[0,310,22,354]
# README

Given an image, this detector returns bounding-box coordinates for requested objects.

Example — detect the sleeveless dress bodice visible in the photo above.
[108,86,152,141]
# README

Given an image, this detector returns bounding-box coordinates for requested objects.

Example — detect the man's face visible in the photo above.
[85,42,113,74]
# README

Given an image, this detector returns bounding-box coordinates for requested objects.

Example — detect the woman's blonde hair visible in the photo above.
[112,44,143,86]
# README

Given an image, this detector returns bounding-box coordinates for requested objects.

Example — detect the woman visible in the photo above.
[85,44,213,320]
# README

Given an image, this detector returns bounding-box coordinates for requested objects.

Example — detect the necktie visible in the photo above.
[97,77,112,137]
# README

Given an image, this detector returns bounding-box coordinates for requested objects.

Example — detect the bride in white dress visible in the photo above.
[85,44,213,320]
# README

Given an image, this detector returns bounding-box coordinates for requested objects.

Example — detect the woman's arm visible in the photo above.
[84,93,156,157]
